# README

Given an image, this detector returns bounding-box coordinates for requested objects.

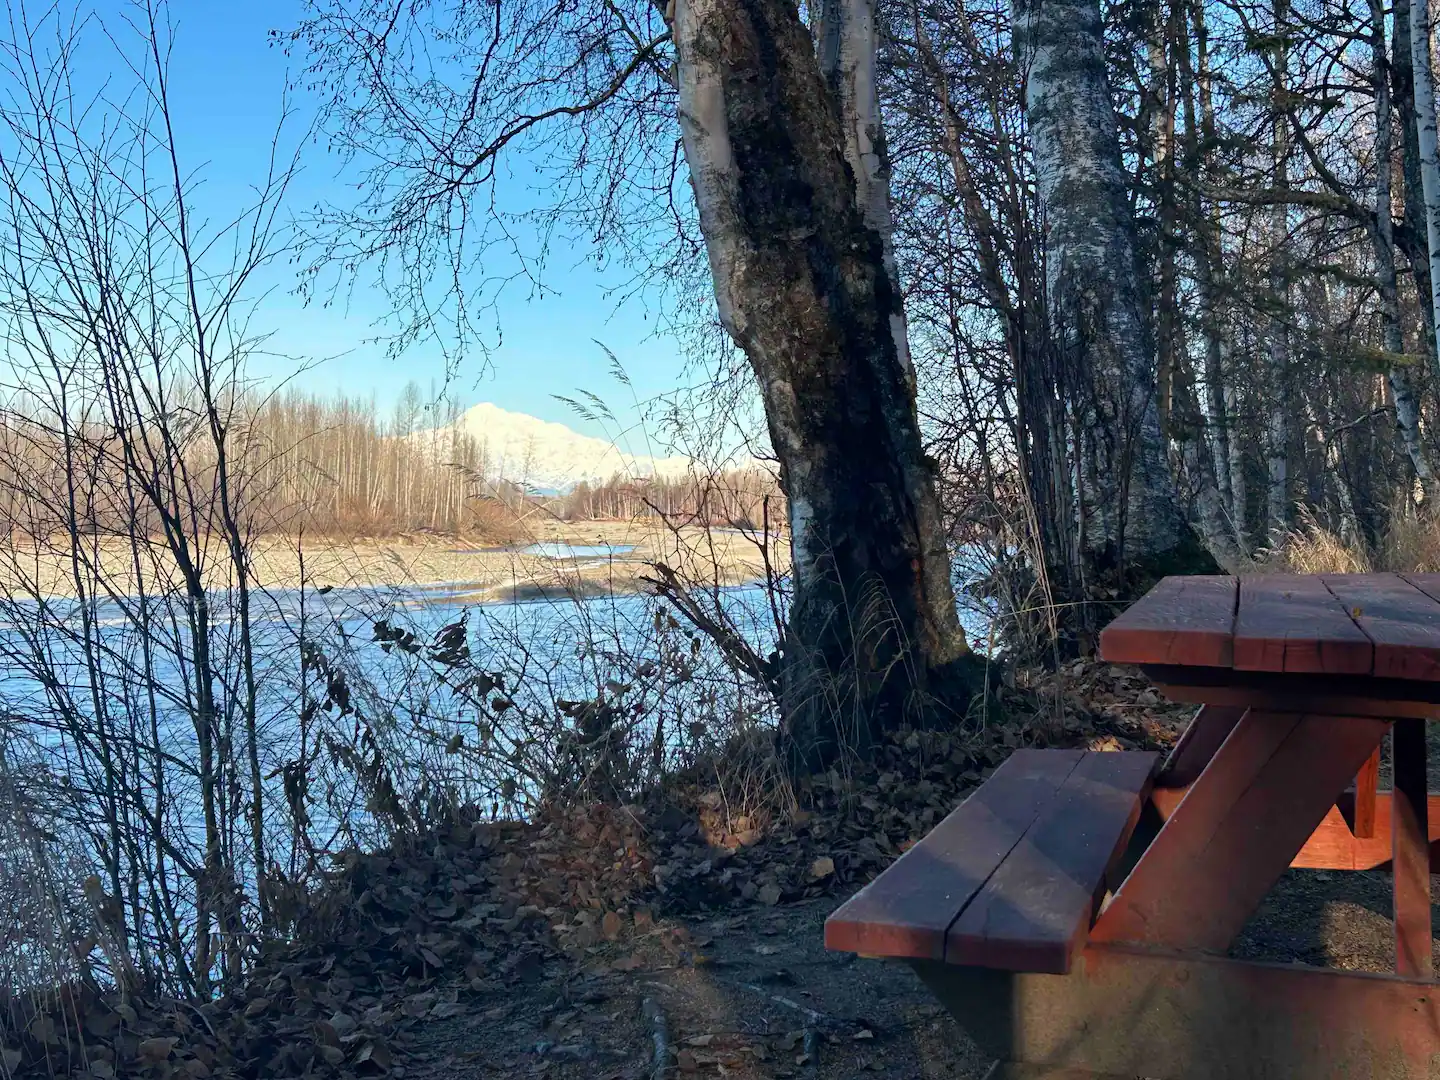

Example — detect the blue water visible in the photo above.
[516,541,636,559]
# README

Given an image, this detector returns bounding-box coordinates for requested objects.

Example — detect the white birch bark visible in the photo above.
[674,8,820,586]
[1013,0,1182,561]
[1374,0,1438,492]
[674,0,970,760]
[816,0,913,381]
[1225,378,1248,547]
[1412,0,1440,383]
[1182,0,1245,554]
[1266,0,1290,538]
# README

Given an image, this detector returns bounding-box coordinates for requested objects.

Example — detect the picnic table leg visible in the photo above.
[1391,718,1432,978]
[1090,710,1388,952]
[1157,704,1246,787]
[1352,745,1380,839]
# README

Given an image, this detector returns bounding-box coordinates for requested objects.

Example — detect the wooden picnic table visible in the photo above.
[824,573,1440,1079]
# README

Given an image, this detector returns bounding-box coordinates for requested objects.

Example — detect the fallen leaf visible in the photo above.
[601,911,623,940]
[758,884,782,906]
[809,856,835,880]
[139,1036,178,1061]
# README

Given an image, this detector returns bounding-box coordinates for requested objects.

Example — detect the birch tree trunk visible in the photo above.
[1393,0,1436,354]
[1181,0,1245,555]
[1013,0,1186,573]
[1412,0,1440,384]
[674,0,975,766]
[1265,0,1291,538]
[1373,0,1439,493]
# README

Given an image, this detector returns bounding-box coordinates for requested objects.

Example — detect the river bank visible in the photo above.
[0,518,787,602]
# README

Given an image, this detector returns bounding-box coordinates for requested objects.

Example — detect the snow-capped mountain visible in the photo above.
[435,402,696,493]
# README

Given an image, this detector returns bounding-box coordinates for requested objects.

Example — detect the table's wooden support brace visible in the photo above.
[1148,787,1440,872]
[1157,705,1246,786]
[914,944,1440,1080]
[1392,718,1433,977]
[1351,745,1381,838]
[1092,710,1388,951]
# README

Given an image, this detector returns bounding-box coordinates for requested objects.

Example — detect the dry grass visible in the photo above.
[0,517,786,600]
[1254,505,1440,576]
[1254,510,1373,574]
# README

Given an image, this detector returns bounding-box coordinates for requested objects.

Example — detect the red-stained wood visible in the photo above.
[1157,705,1246,787]
[1399,571,1440,608]
[824,749,1083,960]
[1391,719,1432,978]
[1352,745,1381,838]
[1090,710,1389,951]
[1321,573,1440,682]
[944,751,1159,975]
[917,943,1440,1079]
[1097,576,1237,668]
[1290,794,1440,871]
[1232,575,1373,675]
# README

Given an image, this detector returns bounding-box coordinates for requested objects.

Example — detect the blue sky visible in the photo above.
[158,0,690,439]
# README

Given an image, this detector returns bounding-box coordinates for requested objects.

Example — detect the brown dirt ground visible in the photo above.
[395,870,1440,1080]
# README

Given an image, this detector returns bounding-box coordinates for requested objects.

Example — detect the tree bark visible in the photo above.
[1393,0,1436,354]
[1373,0,1439,494]
[1180,0,1246,556]
[1014,0,1185,572]
[1410,0,1440,383]
[674,0,975,766]
[1265,0,1291,538]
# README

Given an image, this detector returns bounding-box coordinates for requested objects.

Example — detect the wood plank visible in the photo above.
[1399,571,1440,609]
[1090,711,1389,951]
[1352,745,1380,838]
[1145,677,1440,721]
[1097,576,1236,668]
[824,749,1084,960]
[1233,575,1372,674]
[1321,573,1440,682]
[1156,705,1246,787]
[1290,793,1440,871]
[945,751,1159,974]
[916,943,1440,1079]
[1392,718,1432,978]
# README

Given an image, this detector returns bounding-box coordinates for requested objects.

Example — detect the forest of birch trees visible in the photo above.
[893,0,1440,608]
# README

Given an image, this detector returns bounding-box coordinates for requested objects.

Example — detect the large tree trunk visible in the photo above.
[1410,0,1440,384]
[1014,0,1189,573]
[1373,0,1439,494]
[674,0,976,767]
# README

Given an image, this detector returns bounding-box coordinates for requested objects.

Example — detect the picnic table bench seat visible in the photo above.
[823,574,1440,1079]
[824,748,1159,975]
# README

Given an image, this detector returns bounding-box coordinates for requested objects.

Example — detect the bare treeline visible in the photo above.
[244,390,512,537]
[552,468,783,527]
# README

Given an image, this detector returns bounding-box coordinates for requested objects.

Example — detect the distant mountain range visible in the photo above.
[433,402,698,494]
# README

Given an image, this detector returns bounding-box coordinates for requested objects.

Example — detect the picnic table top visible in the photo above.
[1099,572,1440,681]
